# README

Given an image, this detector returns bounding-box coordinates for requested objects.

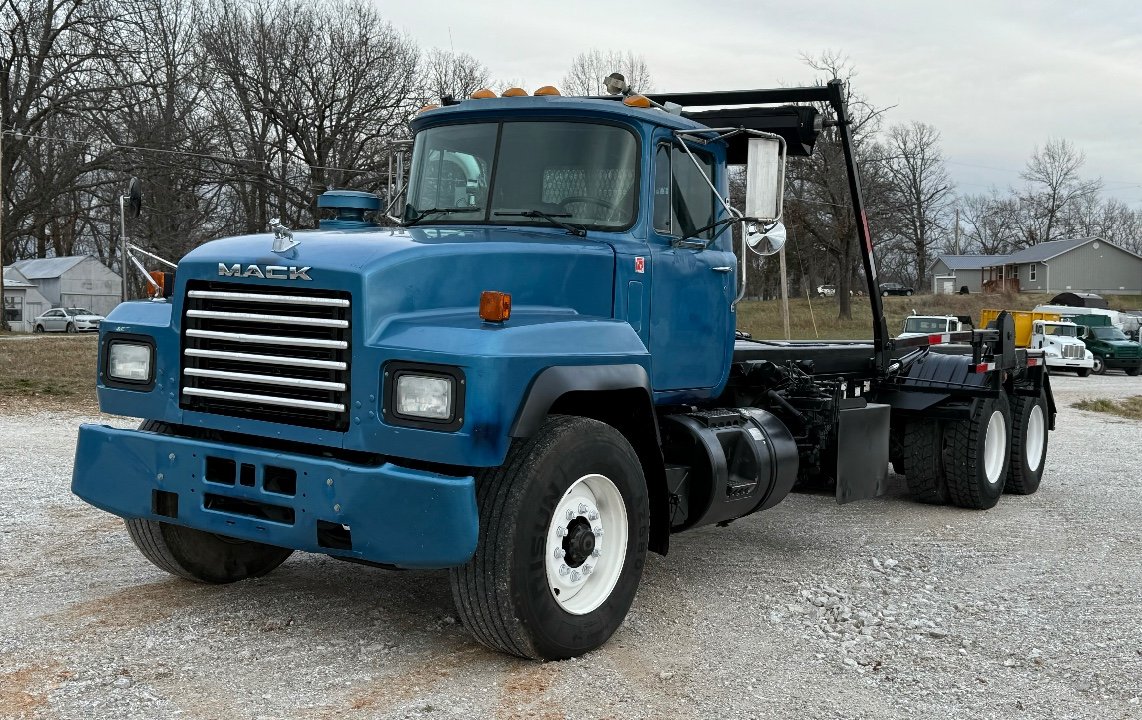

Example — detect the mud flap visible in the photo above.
[827,403,891,504]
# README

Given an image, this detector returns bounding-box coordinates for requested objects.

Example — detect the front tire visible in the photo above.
[33,325,44,333]
[1075,368,1091,378]
[905,290,913,296]
[944,393,1011,509]
[1006,390,1048,495]
[1092,356,1106,375]
[66,322,76,334]
[125,420,293,583]
[125,519,294,583]
[449,415,649,660]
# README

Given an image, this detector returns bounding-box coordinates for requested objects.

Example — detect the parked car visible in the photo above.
[817,284,837,297]
[879,282,913,297]
[32,307,104,333]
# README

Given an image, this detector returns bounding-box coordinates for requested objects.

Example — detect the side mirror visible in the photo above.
[744,136,785,222]
[745,221,786,257]
[127,177,143,218]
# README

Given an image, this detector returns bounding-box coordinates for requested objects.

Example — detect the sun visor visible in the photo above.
[682,105,821,161]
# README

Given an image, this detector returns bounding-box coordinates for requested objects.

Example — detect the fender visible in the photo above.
[511,364,652,438]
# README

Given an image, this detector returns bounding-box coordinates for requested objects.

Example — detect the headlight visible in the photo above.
[108,342,153,382]
[384,362,466,431]
[396,374,453,419]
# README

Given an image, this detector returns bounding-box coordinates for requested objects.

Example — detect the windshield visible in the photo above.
[904,318,950,333]
[1042,324,1077,337]
[64,308,92,316]
[405,121,638,230]
[1092,327,1128,340]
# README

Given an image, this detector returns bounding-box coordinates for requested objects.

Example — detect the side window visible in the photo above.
[652,143,717,239]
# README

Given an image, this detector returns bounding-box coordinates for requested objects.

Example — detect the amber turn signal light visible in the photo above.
[148,270,165,296]
[479,291,511,322]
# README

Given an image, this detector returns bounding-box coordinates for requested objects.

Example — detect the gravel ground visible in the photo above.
[1,373,1140,720]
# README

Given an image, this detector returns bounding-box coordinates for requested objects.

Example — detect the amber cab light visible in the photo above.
[501,87,528,97]
[533,85,561,96]
[622,94,653,108]
[479,291,512,322]
[470,88,497,99]
[148,270,165,297]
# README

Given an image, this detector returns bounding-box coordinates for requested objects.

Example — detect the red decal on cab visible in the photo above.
[634,257,645,273]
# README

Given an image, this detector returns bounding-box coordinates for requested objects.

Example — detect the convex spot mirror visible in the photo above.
[745,221,786,257]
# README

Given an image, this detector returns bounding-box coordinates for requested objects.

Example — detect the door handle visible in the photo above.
[712,266,733,273]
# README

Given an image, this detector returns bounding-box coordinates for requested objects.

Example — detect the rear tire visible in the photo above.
[899,420,948,504]
[33,325,44,333]
[944,394,1011,510]
[1126,367,1141,377]
[449,415,649,660]
[1006,390,1048,495]
[124,420,293,583]
[905,290,913,296]
[66,322,76,334]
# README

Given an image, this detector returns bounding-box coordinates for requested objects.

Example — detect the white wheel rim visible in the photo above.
[983,410,1007,485]
[1025,405,1045,473]
[545,473,628,616]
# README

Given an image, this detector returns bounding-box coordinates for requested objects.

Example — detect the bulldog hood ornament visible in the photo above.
[269,218,299,254]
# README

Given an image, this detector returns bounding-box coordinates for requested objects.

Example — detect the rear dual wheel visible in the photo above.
[1006,390,1048,495]
[943,394,1011,510]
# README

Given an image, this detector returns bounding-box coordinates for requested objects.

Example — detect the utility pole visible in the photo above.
[954,206,961,255]
[779,246,790,340]
[0,131,8,333]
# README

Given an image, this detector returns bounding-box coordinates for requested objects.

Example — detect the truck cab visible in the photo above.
[72,80,1055,662]
[1071,319,1142,375]
[1030,320,1094,376]
[898,314,973,339]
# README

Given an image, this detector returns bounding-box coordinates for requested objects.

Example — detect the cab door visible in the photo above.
[647,141,736,393]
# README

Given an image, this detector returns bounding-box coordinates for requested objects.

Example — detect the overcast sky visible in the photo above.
[381,0,1142,207]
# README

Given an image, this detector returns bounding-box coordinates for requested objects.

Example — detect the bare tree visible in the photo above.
[1019,138,1102,245]
[785,51,892,320]
[957,191,1022,256]
[879,121,953,289]
[421,49,490,103]
[562,49,652,96]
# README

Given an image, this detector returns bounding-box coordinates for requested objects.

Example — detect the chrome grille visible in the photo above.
[1062,344,1083,359]
[181,281,351,430]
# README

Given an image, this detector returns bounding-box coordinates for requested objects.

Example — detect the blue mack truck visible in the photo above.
[72,79,1055,660]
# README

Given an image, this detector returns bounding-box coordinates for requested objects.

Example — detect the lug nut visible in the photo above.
[570,570,581,582]
[558,564,569,577]
[577,503,588,514]
[593,526,604,537]
[565,509,574,521]
[554,548,565,559]
[556,526,568,537]
[591,548,601,558]
[583,565,592,576]
[588,511,598,521]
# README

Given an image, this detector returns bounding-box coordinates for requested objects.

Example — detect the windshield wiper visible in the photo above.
[494,210,587,237]
[403,206,482,227]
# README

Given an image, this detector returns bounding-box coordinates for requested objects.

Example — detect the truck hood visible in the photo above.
[176,225,617,329]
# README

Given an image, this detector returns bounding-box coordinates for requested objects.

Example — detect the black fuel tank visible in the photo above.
[661,408,798,531]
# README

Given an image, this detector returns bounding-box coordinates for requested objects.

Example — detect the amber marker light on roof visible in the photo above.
[418,104,440,113]
[533,85,561,96]
[622,94,653,108]
[470,88,497,99]
[501,87,528,97]
[479,291,512,323]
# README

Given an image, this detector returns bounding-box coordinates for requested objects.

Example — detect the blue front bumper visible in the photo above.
[72,424,478,569]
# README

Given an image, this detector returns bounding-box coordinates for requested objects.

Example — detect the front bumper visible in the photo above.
[1103,356,1142,370]
[72,424,478,569]
[1044,357,1094,369]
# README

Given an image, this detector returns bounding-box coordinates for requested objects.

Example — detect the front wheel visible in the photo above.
[1075,368,1091,378]
[33,325,44,333]
[905,290,913,296]
[125,519,293,583]
[1092,356,1106,375]
[65,322,76,334]
[881,290,889,297]
[449,415,649,660]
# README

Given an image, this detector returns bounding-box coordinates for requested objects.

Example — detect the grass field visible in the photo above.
[0,335,99,410]
[1072,396,1142,421]
[737,293,1142,341]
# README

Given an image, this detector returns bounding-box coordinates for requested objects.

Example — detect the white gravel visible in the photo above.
[1,373,1140,719]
